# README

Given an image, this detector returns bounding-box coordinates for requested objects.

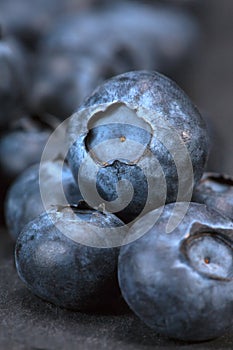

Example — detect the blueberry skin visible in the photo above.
[0,0,91,50]
[118,202,233,342]
[0,114,61,183]
[5,160,82,241]
[0,127,50,182]
[192,172,233,221]
[67,71,209,223]
[30,52,117,119]
[0,115,53,224]
[41,4,199,72]
[0,37,27,128]
[15,204,126,311]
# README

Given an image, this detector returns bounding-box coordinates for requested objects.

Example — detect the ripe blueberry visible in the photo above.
[118,202,233,341]
[67,70,209,224]
[15,203,127,311]
[30,52,116,119]
[5,159,82,241]
[41,4,198,73]
[0,116,52,182]
[192,172,233,220]
[0,35,27,129]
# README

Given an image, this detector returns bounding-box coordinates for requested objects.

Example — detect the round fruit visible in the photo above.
[118,202,233,342]
[15,203,127,311]
[67,70,209,223]
[192,172,233,220]
[0,35,28,129]
[0,116,52,182]
[5,159,82,240]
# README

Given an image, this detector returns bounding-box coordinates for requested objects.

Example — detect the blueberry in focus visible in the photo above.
[67,70,209,224]
[15,203,128,311]
[5,159,82,241]
[192,172,233,220]
[118,202,233,341]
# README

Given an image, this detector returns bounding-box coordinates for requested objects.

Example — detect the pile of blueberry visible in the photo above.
[0,0,201,220]
[1,0,233,345]
[4,69,233,343]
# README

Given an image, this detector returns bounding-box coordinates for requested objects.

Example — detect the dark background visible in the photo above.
[188,0,233,176]
[1,0,233,349]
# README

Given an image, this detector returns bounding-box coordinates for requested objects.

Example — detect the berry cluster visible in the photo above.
[5,70,233,343]
[1,0,233,345]
[0,1,200,218]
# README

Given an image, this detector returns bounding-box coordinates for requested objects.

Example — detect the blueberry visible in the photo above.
[0,35,28,129]
[15,203,127,311]
[0,116,53,182]
[192,172,233,220]
[41,4,199,72]
[0,115,55,224]
[0,0,90,50]
[67,71,209,223]
[5,159,82,241]
[118,202,233,341]
[30,52,116,119]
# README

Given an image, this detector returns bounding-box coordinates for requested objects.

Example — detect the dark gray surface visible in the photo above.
[1,228,233,350]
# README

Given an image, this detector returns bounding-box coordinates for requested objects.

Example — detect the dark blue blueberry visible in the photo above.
[15,203,127,311]
[192,172,233,220]
[5,159,82,241]
[67,71,209,224]
[30,52,113,119]
[0,0,89,50]
[0,116,52,182]
[0,35,28,129]
[41,4,199,73]
[0,115,54,224]
[30,4,199,118]
[118,202,233,341]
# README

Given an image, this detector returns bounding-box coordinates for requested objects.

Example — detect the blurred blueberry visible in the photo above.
[5,159,82,240]
[0,34,28,129]
[40,3,199,73]
[0,116,53,182]
[192,172,233,220]
[29,52,120,119]
[29,2,200,118]
[0,0,96,50]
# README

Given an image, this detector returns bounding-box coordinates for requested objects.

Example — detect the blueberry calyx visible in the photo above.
[181,231,233,281]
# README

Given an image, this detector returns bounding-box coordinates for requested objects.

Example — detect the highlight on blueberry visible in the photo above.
[118,202,233,342]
